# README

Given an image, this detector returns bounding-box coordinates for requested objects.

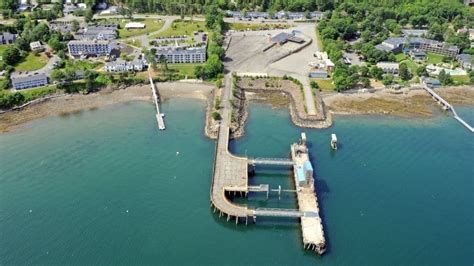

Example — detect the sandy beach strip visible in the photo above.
[0,82,214,133]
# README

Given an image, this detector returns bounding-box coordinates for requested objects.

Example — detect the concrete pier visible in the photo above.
[210,74,326,255]
[149,76,165,130]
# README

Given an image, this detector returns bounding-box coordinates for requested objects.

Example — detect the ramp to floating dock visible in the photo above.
[422,84,473,133]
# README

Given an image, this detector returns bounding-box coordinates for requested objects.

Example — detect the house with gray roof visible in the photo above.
[0,32,17,45]
[75,25,118,40]
[11,72,48,90]
[457,54,473,70]
[375,37,460,58]
[376,62,399,74]
[105,59,146,72]
[68,40,112,57]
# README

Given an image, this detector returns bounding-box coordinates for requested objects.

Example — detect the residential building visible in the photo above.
[10,72,48,90]
[63,5,77,13]
[375,37,460,57]
[30,41,45,52]
[75,25,118,40]
[154,46,206,64]
[409,49,426,62]
[49,21,75,34]
[105,59,145,72]
[95,2,107,10]
[68,40,112,57]
[125,22,146,29]
[409,38,459,57]
[374,37,406,53]
[457,54,473,70]
[376,62,399,74]
[0,32,17,44]
[402,29,428,37]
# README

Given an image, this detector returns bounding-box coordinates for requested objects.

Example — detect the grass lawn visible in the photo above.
[168,63,201,78]
[400,59,419,73]
[15,52,49,71]
[452,75,470,85]
[95,18,165,39]
[0,45,12,61]
[312,78,335,91]
[118,19,165,39]
[426,53,445,64]
[124,39,142,48]
[395,53,408,62]
[228,23,289,31]
[19,85,57,101]
[151,20,206,38]
[15,53,49,71]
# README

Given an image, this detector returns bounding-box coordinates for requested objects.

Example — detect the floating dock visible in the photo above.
[210,74,326,255]
[149,77,165,130]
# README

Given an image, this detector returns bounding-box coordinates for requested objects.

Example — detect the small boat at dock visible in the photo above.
[331,134,337,150]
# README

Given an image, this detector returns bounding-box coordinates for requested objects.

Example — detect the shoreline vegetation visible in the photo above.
[1,82,473,134]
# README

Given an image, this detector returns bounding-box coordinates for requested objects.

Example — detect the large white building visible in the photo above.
[154,46,206,64]
[67,40,112,57]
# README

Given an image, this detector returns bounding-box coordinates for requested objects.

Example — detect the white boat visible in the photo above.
[331,134,337,150]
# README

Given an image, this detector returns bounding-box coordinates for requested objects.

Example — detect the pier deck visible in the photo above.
[290,141,326,254]
[149,76,165,130]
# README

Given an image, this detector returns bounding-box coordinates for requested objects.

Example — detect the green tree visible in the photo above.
[2,46,21,65]
[310,80,319,89]
[399,62,410,81]
[370,67,384,80]
[85,9,93,23]
[382,74,394,86]
[416,66,428,77]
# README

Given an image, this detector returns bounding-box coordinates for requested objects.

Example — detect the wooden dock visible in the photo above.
[422,84,473,133]
[149,76,165,130]
[209,74,326,254]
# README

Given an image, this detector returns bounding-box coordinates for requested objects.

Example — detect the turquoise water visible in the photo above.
[1,99,473,265]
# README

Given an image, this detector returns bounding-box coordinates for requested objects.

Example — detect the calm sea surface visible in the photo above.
[1,99,473,265]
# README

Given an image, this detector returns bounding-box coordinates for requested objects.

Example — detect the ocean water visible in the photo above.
[0,99,473,265]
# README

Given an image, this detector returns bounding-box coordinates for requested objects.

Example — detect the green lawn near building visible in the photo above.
[311,78,335,91]
[0,45,12,61]
[452,75,470,85]
[426,53,446,64]
[118,19,165,39]
[395,53,408,62]
[19,85,57,101]
[15,52,49,71]
[400,59,419,73]
[151,20,206,38]
[168,63,201,78]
